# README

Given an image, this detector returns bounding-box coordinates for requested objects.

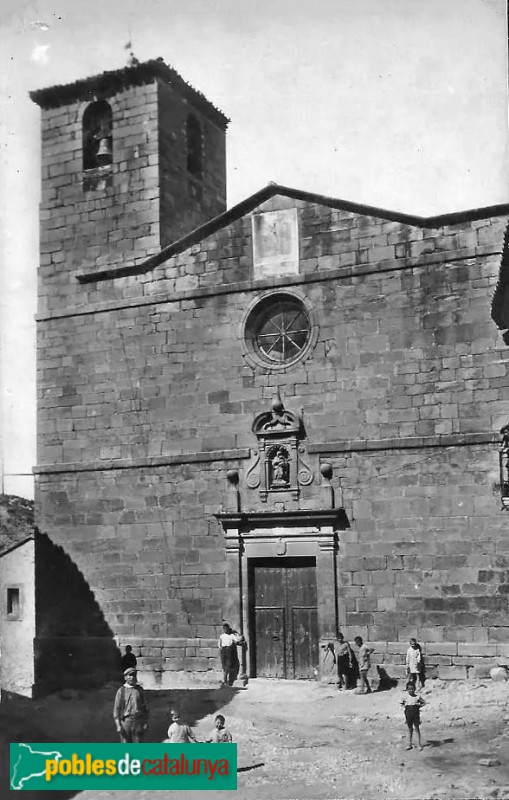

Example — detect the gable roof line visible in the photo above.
[0,533,35,558]
[77,182,509,285]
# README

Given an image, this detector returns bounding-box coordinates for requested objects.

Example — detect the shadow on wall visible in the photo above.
[34,530,121,695]
[1,684,242,800]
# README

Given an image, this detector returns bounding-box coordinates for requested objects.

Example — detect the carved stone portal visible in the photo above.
[246,391,313,502]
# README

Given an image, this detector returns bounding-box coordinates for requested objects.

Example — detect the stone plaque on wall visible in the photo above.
[252,208,299,279]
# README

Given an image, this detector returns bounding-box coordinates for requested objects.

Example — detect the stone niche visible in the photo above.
[245,392,313,502]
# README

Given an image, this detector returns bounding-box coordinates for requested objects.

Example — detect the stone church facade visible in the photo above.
[30,60,509,689]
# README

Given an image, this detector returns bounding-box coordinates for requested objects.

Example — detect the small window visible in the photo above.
[7,587,20,619]
[83,100,113,171]
[186,114,203,179]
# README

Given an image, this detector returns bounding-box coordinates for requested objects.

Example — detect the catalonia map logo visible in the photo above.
[10,742,237,790]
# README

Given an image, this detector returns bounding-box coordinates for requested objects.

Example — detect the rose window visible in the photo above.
[254,298,310,364]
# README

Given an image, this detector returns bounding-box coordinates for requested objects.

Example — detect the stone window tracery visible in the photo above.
[243,292,315,371]
[256,299,310,364]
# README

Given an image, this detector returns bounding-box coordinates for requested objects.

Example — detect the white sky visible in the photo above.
[0,0,507,499]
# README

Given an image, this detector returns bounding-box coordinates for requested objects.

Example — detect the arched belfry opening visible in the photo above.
[82,100,113,172]
[186,113,203,179]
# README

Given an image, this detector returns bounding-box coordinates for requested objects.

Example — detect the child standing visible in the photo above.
[335,633,354,690]
[406,638,423,690]
[206,714,233,743]
[354,636,374,694]
[165,708,198,743]
[400,682,425,750]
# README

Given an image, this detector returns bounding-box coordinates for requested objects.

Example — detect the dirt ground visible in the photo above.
[2,676,509,800]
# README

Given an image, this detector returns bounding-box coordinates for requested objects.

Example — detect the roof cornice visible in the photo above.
[29,58,229,128]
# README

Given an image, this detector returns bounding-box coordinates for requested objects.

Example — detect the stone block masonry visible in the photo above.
[116,637,222,688]
[36,201,509,467]
[36,462,236,636]
[33,148,509,682]
[330,443,509,679]
[33,65,227,315]
[35,460,240,688]
[38,82,162,295]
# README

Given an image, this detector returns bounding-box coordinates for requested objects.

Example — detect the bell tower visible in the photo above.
[30,59,228,312]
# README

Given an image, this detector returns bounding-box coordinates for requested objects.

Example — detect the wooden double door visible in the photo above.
[249,557,319,679]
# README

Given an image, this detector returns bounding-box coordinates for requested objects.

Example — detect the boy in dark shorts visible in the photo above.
[336,633,354,690]
[400,681,425,750]
[354,636,374,694]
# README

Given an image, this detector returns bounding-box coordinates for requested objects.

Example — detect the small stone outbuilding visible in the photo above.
[0,496,35,697]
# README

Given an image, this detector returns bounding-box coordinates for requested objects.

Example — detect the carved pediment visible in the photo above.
[252,396,301,437]
[247,391,312,502]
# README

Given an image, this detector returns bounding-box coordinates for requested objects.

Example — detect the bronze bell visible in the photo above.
[95,137,112,164]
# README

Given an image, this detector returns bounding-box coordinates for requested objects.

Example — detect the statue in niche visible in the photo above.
[270,446,290,488]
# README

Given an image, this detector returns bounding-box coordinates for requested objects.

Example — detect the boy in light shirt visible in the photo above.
[400,681,426,750]
[406,638,423,689]
[165,708,198,743]
[206,714,233,743]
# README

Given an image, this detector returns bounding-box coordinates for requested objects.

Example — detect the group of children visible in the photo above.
[335,635,426,694]
[334,634,427,750]
[401,637,426,750]
[114,635,428,751]
[113,665,234,745]
[165,709,233,743]
[332,634,376,693]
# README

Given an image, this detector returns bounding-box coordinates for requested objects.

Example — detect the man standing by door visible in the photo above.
[219,622,244,686]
